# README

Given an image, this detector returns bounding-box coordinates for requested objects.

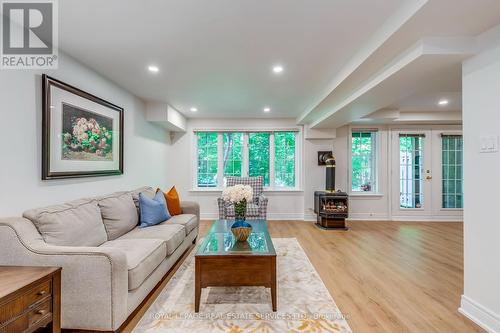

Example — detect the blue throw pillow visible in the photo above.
[139,191,171,228]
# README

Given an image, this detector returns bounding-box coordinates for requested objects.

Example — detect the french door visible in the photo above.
[391,129,463,220]
[392,130,433,218]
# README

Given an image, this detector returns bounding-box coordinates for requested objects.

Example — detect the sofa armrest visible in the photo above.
[0,218,128,331]
[180,201,200,221]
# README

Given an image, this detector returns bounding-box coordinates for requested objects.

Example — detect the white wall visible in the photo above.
[165,118,331,220]
[0,52,169,216]
[459,43,500,332]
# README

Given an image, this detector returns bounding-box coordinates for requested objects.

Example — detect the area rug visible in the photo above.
[133,238,352,333]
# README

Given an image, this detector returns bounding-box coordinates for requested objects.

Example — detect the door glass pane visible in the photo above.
[197,132,218,187]
[248,132,270,186]
[223,133,243,179]
[442,135,463,208]
[399,134,424,208]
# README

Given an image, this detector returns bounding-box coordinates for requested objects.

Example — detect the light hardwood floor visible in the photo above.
[124,220,483,333]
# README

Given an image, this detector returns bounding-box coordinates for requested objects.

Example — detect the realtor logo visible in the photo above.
[1,0,58,69]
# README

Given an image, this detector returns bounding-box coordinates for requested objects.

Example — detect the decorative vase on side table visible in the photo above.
[222,184,254,241]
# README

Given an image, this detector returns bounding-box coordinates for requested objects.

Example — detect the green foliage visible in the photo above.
[274,132,295,187]
[223,133,243,177]
[442,136,463,208]
[248,133,270,186]
[351,132,374,191]
[197,132,218,187]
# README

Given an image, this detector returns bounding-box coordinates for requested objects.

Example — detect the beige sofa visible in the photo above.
[0,186,199,331]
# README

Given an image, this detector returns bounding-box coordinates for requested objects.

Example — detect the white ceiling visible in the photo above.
[301,0,500,127]
[58,0,412,118]
[390,92,462,113]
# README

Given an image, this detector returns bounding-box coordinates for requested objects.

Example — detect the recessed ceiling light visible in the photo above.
[272,65,284,74]
[190,107,198,112]
[148,65,159,73]
[263,107,271,112]
[438,99,449,106]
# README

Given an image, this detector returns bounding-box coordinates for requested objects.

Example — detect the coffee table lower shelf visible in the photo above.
[194,255,277,312]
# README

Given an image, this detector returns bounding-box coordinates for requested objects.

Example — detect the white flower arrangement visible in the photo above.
[222,184,253,204]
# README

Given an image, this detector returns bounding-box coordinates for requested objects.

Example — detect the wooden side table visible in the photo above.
[0,266,61,333]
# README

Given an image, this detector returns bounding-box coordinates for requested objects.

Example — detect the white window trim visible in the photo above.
[348,128,380,195]
[192,128,302,191]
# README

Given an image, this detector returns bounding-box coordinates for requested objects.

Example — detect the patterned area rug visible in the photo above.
[133,238,352,333]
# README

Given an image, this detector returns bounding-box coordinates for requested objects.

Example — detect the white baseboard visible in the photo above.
[390,215,463,222]
[200,212,462,222]
[347,213,389,221]
[459,295,500,333]
[200,212,308,221]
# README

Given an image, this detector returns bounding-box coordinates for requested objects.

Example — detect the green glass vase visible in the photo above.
[234,200,247,221]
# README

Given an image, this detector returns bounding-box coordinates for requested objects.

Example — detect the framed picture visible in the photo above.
[42,75,124,180]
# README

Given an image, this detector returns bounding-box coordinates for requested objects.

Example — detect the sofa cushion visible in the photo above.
[162,186,182,216]
[100,238,166,290]
[138,191,171,228]
[118,223,185,255]
[130,186,156,212]
[164,214,198,236]
[23,199,107,247]
[98,192,138,240]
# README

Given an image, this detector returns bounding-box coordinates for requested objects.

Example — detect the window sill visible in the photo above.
[349,192,384,198]
[189,187,304,193]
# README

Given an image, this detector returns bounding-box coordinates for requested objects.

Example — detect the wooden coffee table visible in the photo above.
[195,219,277,312]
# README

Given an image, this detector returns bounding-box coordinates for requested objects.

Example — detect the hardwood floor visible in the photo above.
[124,220,483,333]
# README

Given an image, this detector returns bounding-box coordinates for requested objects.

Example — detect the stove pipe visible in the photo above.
[325,155,336,192]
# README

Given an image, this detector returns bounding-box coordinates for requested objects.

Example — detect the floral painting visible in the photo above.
[43,75,123,180]
[61,103,113,161]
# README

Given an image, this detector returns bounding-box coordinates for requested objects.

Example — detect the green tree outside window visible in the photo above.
[248,133,270,186]
[197,132,218,187]
[274,132,296,187]
[351,131,376,192]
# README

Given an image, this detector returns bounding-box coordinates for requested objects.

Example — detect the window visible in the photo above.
[223,132,243,178]
[195,131,298,189]
[197,132,218,187]
[399,134,424,208]
[351,130,377,192]
[248,133,270,186]
[442,135,463,208]
[274,132,296,187]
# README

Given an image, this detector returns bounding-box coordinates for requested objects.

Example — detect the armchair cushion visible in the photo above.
[226,176,263,203]
[23,199,107,247]
[224,203,261,218]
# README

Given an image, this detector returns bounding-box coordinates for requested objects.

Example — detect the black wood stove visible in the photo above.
[314,152,349,230]
[314,191,349,229]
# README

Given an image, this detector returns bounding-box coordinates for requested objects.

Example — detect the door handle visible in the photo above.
[426,175,432,180]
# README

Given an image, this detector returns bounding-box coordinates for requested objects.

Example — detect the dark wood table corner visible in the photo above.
[0,266,62,333]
